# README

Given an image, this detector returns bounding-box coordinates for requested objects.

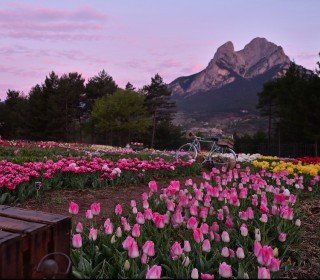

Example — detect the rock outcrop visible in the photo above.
[170,37,290,96]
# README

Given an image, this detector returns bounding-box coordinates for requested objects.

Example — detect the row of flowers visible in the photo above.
[252,159,320,176]
[236,153,320,176]
[0,157,196,191]
[0,139,179,159]
[68,164,319,279]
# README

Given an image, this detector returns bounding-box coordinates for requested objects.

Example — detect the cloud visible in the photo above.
[0,4,108,41]
[0,64,46,79]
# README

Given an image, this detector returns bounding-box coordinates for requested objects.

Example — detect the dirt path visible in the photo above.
[283,196,320,279]
[18,176,203,221]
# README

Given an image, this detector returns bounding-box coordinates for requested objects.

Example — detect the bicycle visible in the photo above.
[176,135,237,167]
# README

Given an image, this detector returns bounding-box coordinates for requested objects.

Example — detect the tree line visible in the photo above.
[237,56,320,156]
[0,71,185,149]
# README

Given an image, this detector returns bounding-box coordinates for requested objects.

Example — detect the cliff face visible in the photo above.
[170,37,290,97]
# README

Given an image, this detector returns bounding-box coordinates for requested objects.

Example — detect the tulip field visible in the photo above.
[1,140,320,279]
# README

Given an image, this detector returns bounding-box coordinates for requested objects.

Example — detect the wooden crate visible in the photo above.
[0,205,71,279]
[0,231,23,279]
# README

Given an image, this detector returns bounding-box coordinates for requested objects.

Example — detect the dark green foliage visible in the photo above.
[86,70,118,100]
[91,89,151,146]
[257,59,320,153]
[0,71,181,150]
[125,82,135,91]
[1,90,28,139]
[143,74,176,147]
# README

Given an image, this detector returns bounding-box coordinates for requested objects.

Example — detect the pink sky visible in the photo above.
[0,0,319,100]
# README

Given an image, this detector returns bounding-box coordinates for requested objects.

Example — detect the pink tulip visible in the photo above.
[85,209,93,219]
[115,204,123,215]
[271,205,279,215]
[148,181,158,192]
[167,200,175,211]
[69,201,79,215]
[191,268,199,279]
[221,231,230,243]
[89,228,98,241]
[240,224,248,236]
[122,236,134,249]
[122,236,139,258]
[247,207,255,219]
[229,249,235,258]
[141,253,148,264]
[72,234,82,248]
[236,247,245,259]
[200,223,209,234]
[143,200,150,209]
[260,214,268,223]
[172,210,184,225]
[202,239,211,252]
[187,217,199,230]
[146,265,162,279]
[280,206,294,220]
[269,257,281,272]
[185,178,193,186]
[258,267,271,279]
[153,212,168,229]
[170,241,183,260]
[254,241,262,256]
[239,211,248,221]
[219,262,232,278]
[217,210,224,221]
[142,192,149,200]
[128,240,139,259]
[136,212,145,224]
[193,228,204,243]
[144,208,153,220]
[130,200,137,207]
[221,247,230,257]
[90,202,100,215]
[214,233,221,242]
[255,242,274,267]
[279,232,287,242]
[211,222,220,232]
[132,224,141,238]
[225,217,234,228]
[76,222,83,233]
[184,240,191,252]
[201,273,215,279]
[104,219,113,235]
[143,240,155,257]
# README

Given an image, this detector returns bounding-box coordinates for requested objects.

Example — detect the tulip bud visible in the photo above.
[295,219,301,227]
[255,228,261,242]
[236,247,245,259]
[283,189,290,196]
[111,235,116,244]
[221,247,230,257]
[124,260,130,271]
[273,247,279,257]
[116,227,122,238]
[191,268,199,279]
[182,256,190,267]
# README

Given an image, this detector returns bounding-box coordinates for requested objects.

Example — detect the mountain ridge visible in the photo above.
[169,37,290,98]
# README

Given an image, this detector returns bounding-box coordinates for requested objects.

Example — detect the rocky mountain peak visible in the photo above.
[214,41,234,56]
[170,37,290,96]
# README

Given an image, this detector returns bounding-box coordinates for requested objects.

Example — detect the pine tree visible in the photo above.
[125,82,135,91]
[143,74,176,148]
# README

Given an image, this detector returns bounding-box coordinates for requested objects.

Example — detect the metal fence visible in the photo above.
[236,143,318,158]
